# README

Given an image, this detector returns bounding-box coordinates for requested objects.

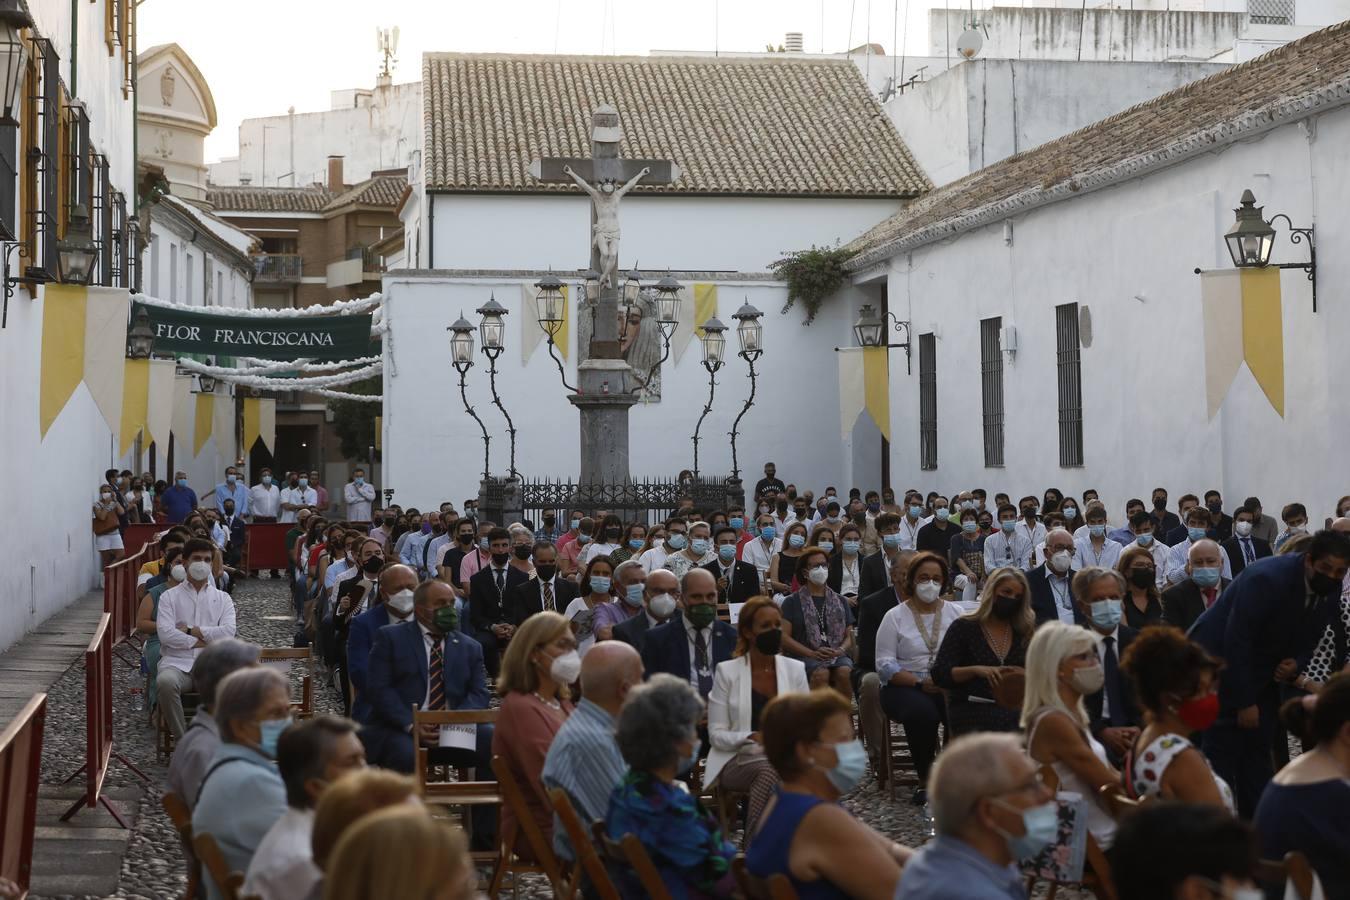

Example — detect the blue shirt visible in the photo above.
[895,835,1027,900]
[1107,527,1136,546]
[401,530,433,572]
[191,742,287,900]
[541,699,627,861]
[214,481,249,516]
[161,485,199,523]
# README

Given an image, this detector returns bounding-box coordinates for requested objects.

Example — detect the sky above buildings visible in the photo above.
[138,0,941,162]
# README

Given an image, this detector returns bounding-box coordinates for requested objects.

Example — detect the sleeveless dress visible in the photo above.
[1026,707,1117,849]
[1125,732,1235,813]
[745,790,849,900]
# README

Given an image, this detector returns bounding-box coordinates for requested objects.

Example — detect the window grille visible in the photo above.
[919,333,937,470]
[1056,303,1084,467]
[980,317,1005,467]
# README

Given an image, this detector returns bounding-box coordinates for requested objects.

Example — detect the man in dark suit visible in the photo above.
[1071,568,1140,766]
[1203,490,1234,543]
[348,564,418,727]
[858,512,902,600]
[220,500,246,567]
[1161,540,1230,632]
[640,568,735,700]
[1149,488,1182,543]
[468,527,529,677]
[1188,531,1350,817]
[703,526,759,608]
[614,568,680,656]
[1223,506,1272,579]
[1029,529,1078,624]
[505,542,577,625]
[854,552,912,772]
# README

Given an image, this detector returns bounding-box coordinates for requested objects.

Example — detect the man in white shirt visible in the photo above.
[1015,496,1048,548]
[278,474,317,524]
[156,538,238,738]
[739,513,780,591]
[897,492,928,551]
[1074,505,1125,570]
[249,468,280,522]
[638,521,688,574]
[984,504,1033,572]
[243,716,367,900]
[663,520,716,579]
[1166,507,1233,586]
[343,468,376,522]
[1125,511,1173,590]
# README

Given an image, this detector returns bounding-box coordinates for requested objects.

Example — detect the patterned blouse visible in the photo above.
[606,771,736,899]
[1125,732,1234,813]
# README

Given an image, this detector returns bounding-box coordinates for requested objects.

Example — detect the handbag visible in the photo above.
[93,508,119,535]
[1019,789,1089,883]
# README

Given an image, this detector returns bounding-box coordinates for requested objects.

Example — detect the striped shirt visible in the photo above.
[540,698,627,861]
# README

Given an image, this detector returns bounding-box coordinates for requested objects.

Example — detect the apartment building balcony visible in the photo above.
[252,253,303,283]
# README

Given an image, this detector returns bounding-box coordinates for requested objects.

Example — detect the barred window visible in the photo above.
[919,332,937,470]
[980,317,1005,467]
[1056,303,1084,467]
[91,153,110,285]
[26,38,59,277]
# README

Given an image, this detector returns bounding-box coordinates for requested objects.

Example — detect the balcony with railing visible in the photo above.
[1248,0,1294,24]
[251,253,303,283]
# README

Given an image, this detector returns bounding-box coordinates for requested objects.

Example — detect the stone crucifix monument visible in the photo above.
[528,104,681,484]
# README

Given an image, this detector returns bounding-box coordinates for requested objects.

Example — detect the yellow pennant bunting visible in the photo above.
[257,399,276,453]
[194,394,213,455]
[120,359,150,456]
[1200,268,1285,418]
[862,347,892,441]
[1240,267,1284,417]
[170,375,194,454]
[39,284,88,437]
[242,397,261,452]
[692,284,718,338]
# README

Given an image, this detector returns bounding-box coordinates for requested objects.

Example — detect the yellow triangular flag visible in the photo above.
[556,285,570,361]
[120,359,150,456]
[862,346,891,441]
[39,284,88,437]
[257,399,276,453]
[194,394,213,455]
[242,397,260,451]
[1240,267,1284,417]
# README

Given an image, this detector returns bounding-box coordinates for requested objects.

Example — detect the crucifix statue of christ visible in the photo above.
[528,103,682,485]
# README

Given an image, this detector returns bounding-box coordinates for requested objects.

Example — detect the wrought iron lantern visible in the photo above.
[732,301,763,356]
[57,203,98,285]
[476,296,507,354]
[1224,190,1276,268]
[127,306,154,359]
[853,303,884,347]
[534,272,565,334]
[0,1,32,128]
[652,273,682,326]
[622,268,643,306]
[699,316,727,366]
[448,313,475,366]
[197,373,216,393]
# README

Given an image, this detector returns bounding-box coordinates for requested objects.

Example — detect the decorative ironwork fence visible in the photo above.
[480,475,737,527]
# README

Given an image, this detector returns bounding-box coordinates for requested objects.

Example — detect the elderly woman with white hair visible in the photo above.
[592,559,647,642]
[1021,618,1122,849]
[191,665,292,900]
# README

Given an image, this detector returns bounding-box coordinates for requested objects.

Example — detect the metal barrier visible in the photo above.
[121,523,163,559]
[59,613,148,827]
[0,693,47,894]
[245,521,372,574]
[102,543,154,652]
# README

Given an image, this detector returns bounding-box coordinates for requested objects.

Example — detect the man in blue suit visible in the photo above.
[1188,530,1350,817]
[347,563,418,726]
[640,568,736,701]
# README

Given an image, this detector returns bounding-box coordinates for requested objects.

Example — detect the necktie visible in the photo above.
[1242,538,1254,564]
[1203,588,1217,609]
[542,580,554,612]
[494,568,505,593]
[428,638,445,710]
[1102,637,1125,727]
[694,629,712,696]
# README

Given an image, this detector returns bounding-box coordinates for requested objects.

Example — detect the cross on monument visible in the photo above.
[529,104,681,485]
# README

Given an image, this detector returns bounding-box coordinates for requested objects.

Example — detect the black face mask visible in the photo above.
[992,595,1022,620]
[1310,571,1342,597]
[1129,568,1155,589]
[491,551,510,567]
[512,546,532,560]
[544,518,556,527]
[1022,507,1037,520]
[1154,497,1168,510]
[383,516,396,527]
[604,528,621,541]
[458,533,474,545]
[535,564,557,581]
[753,629,783,656]
[362,556,384,575]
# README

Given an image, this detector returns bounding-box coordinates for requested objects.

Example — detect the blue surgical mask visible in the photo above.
[679,738,702,777]
[993,799,1059,860]
[298,478,308,488]
[261,475,272,486]
[718,544,736,563]
[354,476,364,485]
[577,534,591,545]
[624,583,644,607]
[819,738,867,793]
[226,474,236,484]
[843,540,861,555]
[883,533,902,549]
[962,521,978,534]
[908,505,923,519]
[1001,520,1017,533]
[690,538,710,556]
[478,537,489,551]
[628,538,644,550]
[1090,598,1123,630]
[589,575,612,594]
[176,478,188,488]
[258,716,292,758]
[1062,506,1078,520]
[759,527,776,542]
[1192,567,1221,588]
[570,518,581,530]
[1136,533,1155,547]
[668,533,687,550]
[729,517,744,531]
[788,534,806,549]
[1188,527,1208,543]
[1089,524,1106,538]
[933,507,949,520]
[819,541,835,554]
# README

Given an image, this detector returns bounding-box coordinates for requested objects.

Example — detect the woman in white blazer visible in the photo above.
[707,595,811,837]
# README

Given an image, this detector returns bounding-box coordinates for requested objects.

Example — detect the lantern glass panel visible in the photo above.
[480,315,504,351]
[451,331,474,364]
[0,24,26,124]
[738,318,762,353]
[702,330,725,364]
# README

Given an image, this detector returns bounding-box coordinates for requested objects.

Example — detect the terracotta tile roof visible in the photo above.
[323,174,409,212]
[844,20,1350,269]
[422,53,929,197]
[205,184,334,213]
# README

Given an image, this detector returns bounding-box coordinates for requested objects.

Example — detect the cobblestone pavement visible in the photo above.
[29,575,1084,899]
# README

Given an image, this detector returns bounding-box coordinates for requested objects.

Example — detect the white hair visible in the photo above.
[1021,621,1098,729]
[929,733,1027,835]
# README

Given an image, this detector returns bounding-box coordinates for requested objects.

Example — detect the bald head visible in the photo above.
[378,563,417,598]
[645,568,679,598]
[1045,528,1075,554]
[1187,539,1223,571]
[579,641,643,713]
[1332,517,1350,534]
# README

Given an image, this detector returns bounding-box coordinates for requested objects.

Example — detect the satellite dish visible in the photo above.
[957,28,984,59]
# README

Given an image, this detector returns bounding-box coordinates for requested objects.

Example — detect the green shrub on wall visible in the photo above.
[771,244,857,325]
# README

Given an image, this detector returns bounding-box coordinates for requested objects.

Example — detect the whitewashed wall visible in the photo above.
[879,103,1349,522]
[380,273,871,513]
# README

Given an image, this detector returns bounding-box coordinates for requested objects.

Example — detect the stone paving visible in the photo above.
[24,575,1084,899]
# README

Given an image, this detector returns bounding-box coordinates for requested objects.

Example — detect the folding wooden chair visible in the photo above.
[878,719,922,800]
[546,787,621,900]
[412,709,501,872]
[156,691,201,762]
[710,783,749,842]
[162,792,200,900]
[193,832,243,900]
[490,754,570,898]
[258,647,314,719]
[1024,765,1117,900]
[591,822,674,900]
[732,854,800,900]
[1257,850,1317,900]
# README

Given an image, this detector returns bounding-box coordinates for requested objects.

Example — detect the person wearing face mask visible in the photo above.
[582,513,625,564]
[950,508,988,608]
[780,546,854,696]
[1222,505,1273,579]
[741,513,780,592]
[874,553,962,803]
[455,519,497,587]
[1021,621,1123,852]
[606,674,737,896]
[612,567,680,655]
[746,689,908,899]
[533,510,564,545]
[494,611,579,861]
[505,524,535,578]
[768,521,810,595]
[1188,529,1350,817]
[1070,568,1142,767]
[553,508,586,552]
[637,516,685,574]
[1072,503,1123,573]
[165,638,262,810]
[341,467,375,522]
[505,542,579,625]
[641,568,737,701]
[1274,501,1312,552]
[1166,494,1204,547]
[364,580,492,780]
[562,556,617,657]
[92,481,127,572]
[663,520,716,580]
[1116,545,1164,630]
[466,527,526,676]
[250,467,280,524]
[1028,528,1080,626]
[137,546,186,712]
[895,732,1054,900]
[592,560,647,641]
[191,666,291,900]
[347,564,418,729]
[829,522,866,605]
[156,539,239,739]
[159,469,198,524]
[1126,511,1173,589]
[331,539,388,714]
[243,716,367,900]
[1161,540,1230,632]
[914,494,954,557]
[608,522,647,566]
[1118,627,1234,810]
[933,567,1033,737]
[1167,507,1235,586]
[859,512,904,601]
[558,516,595,581]
[213,466,250,518]
[1202,490,1233,543]
[985,504,1033,575]
[437,519,479,594]
[278,474,316,525]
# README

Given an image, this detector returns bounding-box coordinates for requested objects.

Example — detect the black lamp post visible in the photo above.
[197,373,216,393]
[691,316,726,477]
[448,313,491,480]
[1222,188,1317,312]
[630,272,681,395]
[127,306,155,359]
[534,272,576,392]
[728,300,764,483]
[477,296,517,479]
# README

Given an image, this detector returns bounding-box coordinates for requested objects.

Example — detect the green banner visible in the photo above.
[132,302,373,362]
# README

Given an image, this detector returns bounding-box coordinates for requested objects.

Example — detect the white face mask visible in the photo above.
[807,565,829,586]
[915,581,942,603]
[648,592,678,619]
[187,560,213,582]
[549,650,583,685]
[1234,521,1253,537]
[170,564,186,582]
[1049,550,1073,574]
[386,588,415,616]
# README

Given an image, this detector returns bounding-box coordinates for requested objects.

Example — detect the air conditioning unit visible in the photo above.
[1002,324,1019,356]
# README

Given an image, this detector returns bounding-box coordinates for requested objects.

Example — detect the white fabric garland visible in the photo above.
[133,291,383,318]
[189,362,382,392]
[312,388,383,403]
[235,356,381,374]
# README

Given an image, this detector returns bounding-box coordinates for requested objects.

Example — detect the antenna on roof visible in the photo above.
[377,26,400,81]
